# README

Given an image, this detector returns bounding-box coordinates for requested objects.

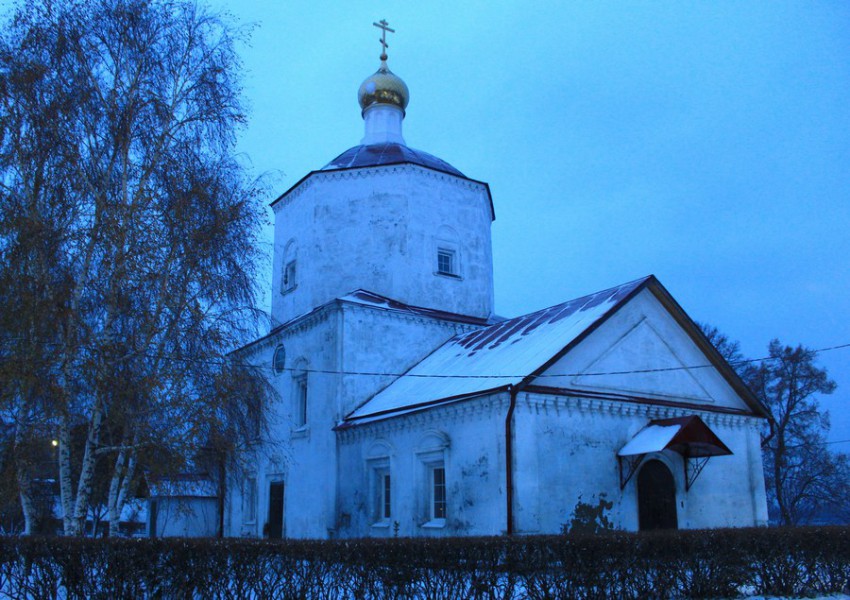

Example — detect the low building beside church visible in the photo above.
[223,31,768,540]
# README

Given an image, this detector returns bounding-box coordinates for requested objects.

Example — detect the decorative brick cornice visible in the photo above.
[519,391,760,429]
[337,392,510,444]
[341,300,482,335]
[337,387,760,445]
[235,303,339,358]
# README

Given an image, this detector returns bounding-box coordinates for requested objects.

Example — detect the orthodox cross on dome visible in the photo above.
[373,19,395,60]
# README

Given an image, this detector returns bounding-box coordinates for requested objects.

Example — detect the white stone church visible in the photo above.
[223,38,769,539]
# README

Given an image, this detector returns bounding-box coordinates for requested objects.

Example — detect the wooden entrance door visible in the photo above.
[638,459,678,530]
[267,481,284,539]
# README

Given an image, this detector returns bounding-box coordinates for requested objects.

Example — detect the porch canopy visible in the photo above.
[617,415,732,491]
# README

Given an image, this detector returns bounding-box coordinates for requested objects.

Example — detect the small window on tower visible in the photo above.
[436,248,456,277]
[282,260,297,293]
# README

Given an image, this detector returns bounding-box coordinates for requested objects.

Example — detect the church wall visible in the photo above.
[271,165,494,325]
[513,392,768,533]
[338,302,481,419]
[335,393,509,538]
[226,300,486,540]
[225,307,343,539]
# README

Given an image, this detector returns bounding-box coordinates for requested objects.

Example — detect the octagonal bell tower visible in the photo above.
[270,24,495,326]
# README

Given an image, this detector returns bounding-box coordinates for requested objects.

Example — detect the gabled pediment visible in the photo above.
[535,284,761,414]
[568,317,715,404]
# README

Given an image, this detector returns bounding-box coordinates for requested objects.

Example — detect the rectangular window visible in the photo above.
[436,248,455,276]
[431,466,446,520]
[382,472,392,520]
[294,374,307,427]
[245,477,257,523]
[372,460,393,524]
[370,463,391,525]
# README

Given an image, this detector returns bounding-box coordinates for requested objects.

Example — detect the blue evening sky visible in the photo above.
[152,1,845,445]
[206,1,850,445]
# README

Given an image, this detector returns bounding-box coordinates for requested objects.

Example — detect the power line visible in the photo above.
[2,338,849,380]
[782,438,850,450]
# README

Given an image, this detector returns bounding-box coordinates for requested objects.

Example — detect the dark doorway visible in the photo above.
[268,481,284,539]
[638,459,678,530]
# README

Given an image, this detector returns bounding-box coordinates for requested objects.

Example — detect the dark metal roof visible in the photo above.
[270,143,494,220]
[652,416,733,457]
[322,143,465,177]
[619,415,733,458]
[344,277,653,424]
[340,289,495,326]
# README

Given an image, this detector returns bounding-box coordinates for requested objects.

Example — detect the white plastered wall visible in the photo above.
[511,287,768,532]
[270,165,494,325]
[336,393,509,539]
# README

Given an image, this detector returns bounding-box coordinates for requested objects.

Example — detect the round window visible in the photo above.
[273,345,286,374]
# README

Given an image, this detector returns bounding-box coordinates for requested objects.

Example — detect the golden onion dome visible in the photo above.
[358,59,409,114]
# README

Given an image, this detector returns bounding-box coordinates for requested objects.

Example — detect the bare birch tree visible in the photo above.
[0,0,272,536]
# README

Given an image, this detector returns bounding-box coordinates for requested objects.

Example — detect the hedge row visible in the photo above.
[0,526,848,599]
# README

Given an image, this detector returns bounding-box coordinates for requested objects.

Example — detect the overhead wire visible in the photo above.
[1,339,849,379]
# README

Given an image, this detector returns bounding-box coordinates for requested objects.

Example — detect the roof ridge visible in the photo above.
[455,275,653,344]
[344,276,653,425]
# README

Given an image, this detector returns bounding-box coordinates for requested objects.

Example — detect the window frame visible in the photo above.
[436,247,456,276]
[433,227,462,280]
[293,372,308,428]
[368,458,392,527]
[282,259,297,293]
[272,344,286,375]
[381,471,392,521]
[430,465,446,521]
[417,445,448,528]
[244,476,258,524]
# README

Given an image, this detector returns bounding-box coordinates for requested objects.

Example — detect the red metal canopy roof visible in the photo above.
[619,415,732,459]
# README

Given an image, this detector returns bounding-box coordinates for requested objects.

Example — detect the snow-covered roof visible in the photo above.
[343,276,650,425]
[619,416,733,457]
[618,424,682,456]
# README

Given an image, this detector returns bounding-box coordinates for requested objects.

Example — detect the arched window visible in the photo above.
[291,359,308,428]
[367,441,393,526]
[272,344,286,375]
[638,459,678,530]
[281,239,297,294]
